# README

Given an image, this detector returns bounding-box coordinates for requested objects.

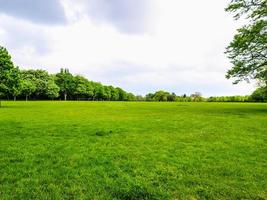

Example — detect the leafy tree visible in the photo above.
[225,0,267,84]
[190,92,203,102]
[145,93,154,101]
[9,67,21,101]
[153,91,170,101]
[167,92,176,101]
[55,68,75,100]
[109,86,119,101]
[0,46,20,106]
[127,93,136,101]
[46,79,60,100]
[94,84,105,100]
[251,86,267,101]
[20,79,36,101]
[74,75,89,100]
[20,69,50,99]
[116,87,128,101]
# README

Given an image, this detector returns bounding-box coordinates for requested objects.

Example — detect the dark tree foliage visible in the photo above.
[0,46,20,105]
[225,0,267,84]
[251,86,267,101]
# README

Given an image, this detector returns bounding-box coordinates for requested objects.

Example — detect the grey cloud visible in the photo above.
[0,16,50,55]
[0,0,66,24]
[86,0,153,33]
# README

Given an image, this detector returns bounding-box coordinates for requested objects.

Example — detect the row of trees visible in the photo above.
[144,91,264,102]
[145,91,204,102]
[1,45,266,103]
[4,68,137,101]
[0,46,136,102]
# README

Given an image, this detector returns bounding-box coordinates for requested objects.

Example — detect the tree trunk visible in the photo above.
[14,96,16,101]
[26,95,28,101]
[64,92,67,101]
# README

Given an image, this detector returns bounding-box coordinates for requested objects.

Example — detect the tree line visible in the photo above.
[144,91,265,102]
[0,46,136,101]
[0,46,266,103]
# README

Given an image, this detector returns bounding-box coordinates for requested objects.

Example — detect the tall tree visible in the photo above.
[225,0,267,84]
[0,46,20,107]
[46,78,60,100]
[55,68,74,101]
[20,79,36,101]
[20,69,50,99]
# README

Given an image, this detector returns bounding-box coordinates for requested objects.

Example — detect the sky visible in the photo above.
[0,0,256,96]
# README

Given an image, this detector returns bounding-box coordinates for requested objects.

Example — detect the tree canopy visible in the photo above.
[225,0,267,84]
[0,46,20,105]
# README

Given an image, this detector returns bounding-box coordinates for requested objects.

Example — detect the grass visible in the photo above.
[0,101,266,200]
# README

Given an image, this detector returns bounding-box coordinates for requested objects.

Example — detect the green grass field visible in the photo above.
[0,101,266,199]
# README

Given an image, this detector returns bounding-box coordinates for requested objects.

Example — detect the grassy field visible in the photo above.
[0,101,266,199]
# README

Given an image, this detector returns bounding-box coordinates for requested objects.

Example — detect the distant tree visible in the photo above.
[20,79,36,101]
[167,92,176,101]
[251,86,267,101]
[154,91,170,101]
[94,84,105,100]
[55,68,75,100]
[190,92,203,102]
[127,93,136,101]
[116,87,128,101]
[10,67,21,101]
[20,69,50,99]
[0,46,20,106]
[46,79,60,100]
[74,75,89,100]
[145,93,154,101]
[225,0,267,84]
[109,86,119,101]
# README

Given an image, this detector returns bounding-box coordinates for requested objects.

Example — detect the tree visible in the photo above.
[153,90,170,101]
[116,87,128,101]
[225,0,267,84]
[46,79,60,100]
[55,68,75,101]
[0,46,20,107]
[20,69,50,99]
[20,79,36,101]
[190,92,203,102]
[145,93,154,101]
[251,86,267,101]
[167,92,176,101]
[74,75,89,100]
[109,86,119,101]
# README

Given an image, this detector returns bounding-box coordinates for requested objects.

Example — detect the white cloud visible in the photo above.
[0,0,256,96]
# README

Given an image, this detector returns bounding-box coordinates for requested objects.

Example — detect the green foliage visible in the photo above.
[0,46,20,100]
[146,91,205,102]
[20,79,36,100]
[225,0,267,84]
[55,68,75,100]
[207,95,250,102]
[251,86,267,101]
[0,101,266,199]
[46,79,60,99]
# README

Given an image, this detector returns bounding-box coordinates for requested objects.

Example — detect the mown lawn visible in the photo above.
[0,101,266,199]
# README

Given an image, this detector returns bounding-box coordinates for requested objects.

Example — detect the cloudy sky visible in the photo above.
[0,0,256,96]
